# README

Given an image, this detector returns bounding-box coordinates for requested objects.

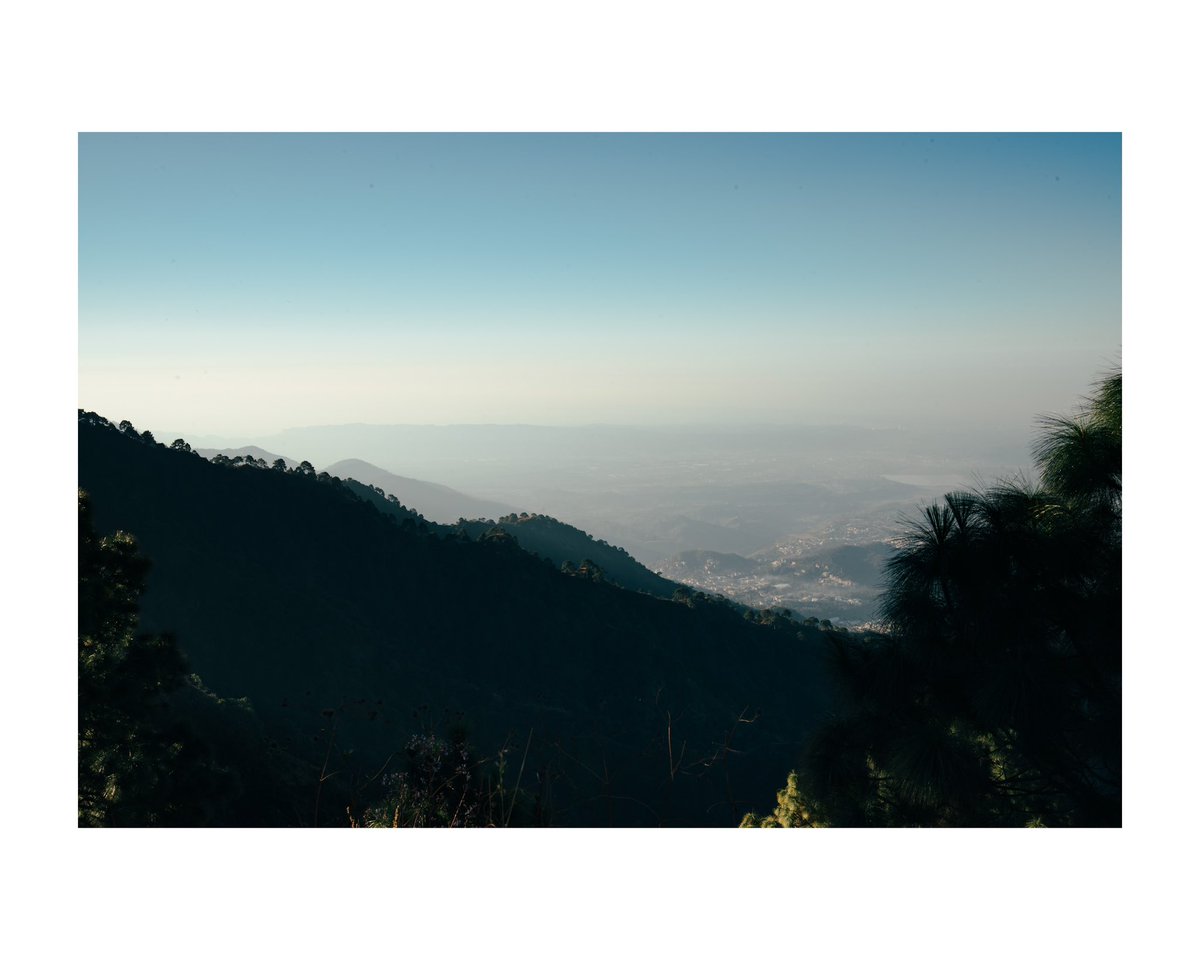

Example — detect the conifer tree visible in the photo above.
[78,490,235,825]
[747,370,1121,827]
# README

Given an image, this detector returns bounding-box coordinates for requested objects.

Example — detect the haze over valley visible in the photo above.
[177,421,1032,625]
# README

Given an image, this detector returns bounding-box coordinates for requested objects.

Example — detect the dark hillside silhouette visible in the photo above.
[78,488,315,825]
[79,411,833,826]
[451,514,679,598]
[195,446,300,470]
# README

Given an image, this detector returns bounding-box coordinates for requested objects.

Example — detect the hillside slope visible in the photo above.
[79,412,834,826]
[324,458,512,524]
[452,514,679,599]
[196,446,300,469]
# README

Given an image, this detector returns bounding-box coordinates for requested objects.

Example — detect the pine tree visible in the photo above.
[748,371,1121,827]
[78,490,236,825]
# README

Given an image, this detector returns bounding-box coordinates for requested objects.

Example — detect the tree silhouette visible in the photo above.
[753,371,1121,827]
[78,490,238,825]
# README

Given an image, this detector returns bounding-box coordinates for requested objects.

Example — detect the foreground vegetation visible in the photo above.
[742,371,1121,827]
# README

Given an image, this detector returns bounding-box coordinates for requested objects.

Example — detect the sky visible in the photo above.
[79,132,1120,437]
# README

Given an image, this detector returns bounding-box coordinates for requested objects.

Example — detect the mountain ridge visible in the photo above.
[323,457,512,524]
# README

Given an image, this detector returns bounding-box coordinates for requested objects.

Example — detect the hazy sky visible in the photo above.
[79,133,1120,437]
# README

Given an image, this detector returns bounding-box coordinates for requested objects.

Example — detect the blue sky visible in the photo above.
[79,133,1120,436]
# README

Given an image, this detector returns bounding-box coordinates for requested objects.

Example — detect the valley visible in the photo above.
[180,423,1028,626]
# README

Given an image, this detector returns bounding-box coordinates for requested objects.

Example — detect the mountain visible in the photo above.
[340,477,433,529]
[323,458,511,524]
[337,480,681,599]
[78,411,835,826]
[196,446,300,469]
[451,514,679,599]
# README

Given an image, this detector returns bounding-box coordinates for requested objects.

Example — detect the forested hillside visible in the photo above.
[451,513,679,598]
[79,411,834,826]
[336,479,678,598]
